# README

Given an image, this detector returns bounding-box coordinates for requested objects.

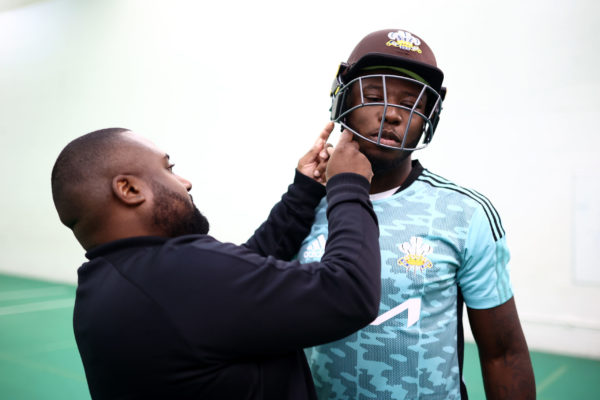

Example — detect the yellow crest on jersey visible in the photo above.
[397,236,433,271]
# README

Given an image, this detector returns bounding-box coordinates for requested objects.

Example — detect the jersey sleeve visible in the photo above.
[458,205,513,309]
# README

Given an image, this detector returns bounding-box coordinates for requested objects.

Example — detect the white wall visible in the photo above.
[1,0,599,358]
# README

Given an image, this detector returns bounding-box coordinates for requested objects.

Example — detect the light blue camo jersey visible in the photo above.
[297,163,512,399]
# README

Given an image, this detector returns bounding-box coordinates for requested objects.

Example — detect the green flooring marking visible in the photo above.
[0,287,74,301]
[1,273,599,399]
[537,365,568,394]
[0,298,74,316]
[0,352,86,382]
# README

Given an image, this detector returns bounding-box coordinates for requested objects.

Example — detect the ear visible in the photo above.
[112,175,146,206]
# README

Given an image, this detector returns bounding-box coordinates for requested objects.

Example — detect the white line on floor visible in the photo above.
[0,298,74,316]
[0,287,73,301]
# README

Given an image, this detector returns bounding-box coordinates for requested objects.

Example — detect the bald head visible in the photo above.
[51,128,132,229]
[52,128,207,250]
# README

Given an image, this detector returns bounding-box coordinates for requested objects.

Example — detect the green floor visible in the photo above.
[1,274,599,399]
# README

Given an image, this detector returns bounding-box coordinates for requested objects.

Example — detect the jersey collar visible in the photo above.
[394,159,425,195]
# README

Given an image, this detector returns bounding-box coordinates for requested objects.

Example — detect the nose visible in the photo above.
[382,105,402,125]
[177,175,192,191]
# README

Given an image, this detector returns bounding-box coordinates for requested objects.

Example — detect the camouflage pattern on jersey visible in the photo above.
[298,166,512,399]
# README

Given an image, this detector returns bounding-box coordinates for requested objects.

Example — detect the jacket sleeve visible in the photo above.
[242,169,326,260]
[166,173,380,358]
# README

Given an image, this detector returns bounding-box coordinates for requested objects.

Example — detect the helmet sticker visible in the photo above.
[386,30,423,54]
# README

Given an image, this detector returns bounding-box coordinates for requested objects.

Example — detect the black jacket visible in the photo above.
[74,171,380,399]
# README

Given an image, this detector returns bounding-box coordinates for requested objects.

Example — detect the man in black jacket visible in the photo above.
[51,125,380,399]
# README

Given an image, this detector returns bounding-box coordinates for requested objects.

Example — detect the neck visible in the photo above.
[369,157,413,194]
[75,210,163,251]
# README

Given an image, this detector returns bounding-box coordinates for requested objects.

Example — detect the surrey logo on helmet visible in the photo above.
[386,30,423,54]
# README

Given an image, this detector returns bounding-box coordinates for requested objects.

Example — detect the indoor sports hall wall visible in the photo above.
[1,0,598,359]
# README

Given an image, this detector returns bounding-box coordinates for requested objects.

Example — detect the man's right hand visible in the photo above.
[326,130,373,183]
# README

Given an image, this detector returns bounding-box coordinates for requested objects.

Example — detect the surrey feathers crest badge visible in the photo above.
[386,30,423,54]
[398,236,433,271]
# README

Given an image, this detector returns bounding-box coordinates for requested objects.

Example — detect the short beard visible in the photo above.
[151,181,209,237]
[347,121,420,175]
[366,149,413,174]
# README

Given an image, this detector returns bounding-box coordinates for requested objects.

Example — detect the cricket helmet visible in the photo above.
[330,29,447,151]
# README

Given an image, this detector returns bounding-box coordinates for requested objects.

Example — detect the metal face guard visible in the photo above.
[331,74,443,151]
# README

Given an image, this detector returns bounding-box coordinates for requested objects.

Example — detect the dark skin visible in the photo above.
[69,128,371,251]
[468,298,536,399]
[71,133,194,250]
[345,72,427,194]
[341,70,536,398]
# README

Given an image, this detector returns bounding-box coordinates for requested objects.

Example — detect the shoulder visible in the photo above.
[91,235,258,273]
[161,235,256,263]
[416,168,505,241]
[416,168,484,203]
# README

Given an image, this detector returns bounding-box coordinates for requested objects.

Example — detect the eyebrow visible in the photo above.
[361,83,420,96]
[362,83,383,90]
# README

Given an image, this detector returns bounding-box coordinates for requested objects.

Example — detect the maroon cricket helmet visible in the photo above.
[330,29,446,151]
[339,29,444,93]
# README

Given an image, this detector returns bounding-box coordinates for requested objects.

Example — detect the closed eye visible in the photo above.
[397,98,426,111]
[365,96,383,103]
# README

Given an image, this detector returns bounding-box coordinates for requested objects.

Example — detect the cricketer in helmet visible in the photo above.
[298,28,535,400]
[329,29,448,181]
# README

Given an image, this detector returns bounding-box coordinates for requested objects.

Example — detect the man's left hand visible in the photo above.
[297,122,334,185]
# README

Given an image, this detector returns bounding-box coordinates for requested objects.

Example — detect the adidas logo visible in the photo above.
[303,234,327,259]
